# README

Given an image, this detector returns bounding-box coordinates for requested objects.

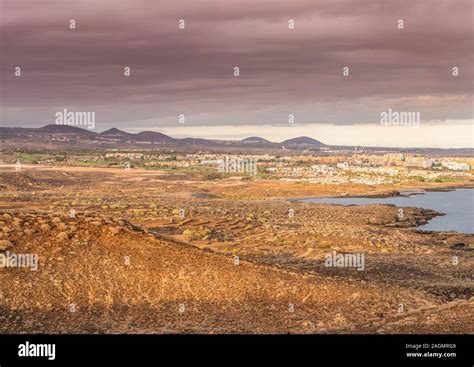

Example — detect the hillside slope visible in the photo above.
[0,211,459,333]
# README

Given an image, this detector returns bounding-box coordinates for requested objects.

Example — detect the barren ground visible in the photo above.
[0,165,472,333]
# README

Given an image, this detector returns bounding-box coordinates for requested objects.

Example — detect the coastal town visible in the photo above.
[14,149,473,187]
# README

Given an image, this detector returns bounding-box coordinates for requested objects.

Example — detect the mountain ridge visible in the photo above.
[1,124,472,152]
[0,124,326,147]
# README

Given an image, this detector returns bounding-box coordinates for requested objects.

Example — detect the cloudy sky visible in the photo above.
[1,0,473,147]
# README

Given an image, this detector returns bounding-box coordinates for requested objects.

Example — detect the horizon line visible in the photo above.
[1,123,473,150]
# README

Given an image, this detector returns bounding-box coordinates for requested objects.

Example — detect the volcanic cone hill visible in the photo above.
[1,211,462,334]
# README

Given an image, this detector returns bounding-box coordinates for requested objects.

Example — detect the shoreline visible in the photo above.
[287,183,474,201]
[291,186,473,235]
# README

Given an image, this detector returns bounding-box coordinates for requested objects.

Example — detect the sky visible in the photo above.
[1,0,473,147]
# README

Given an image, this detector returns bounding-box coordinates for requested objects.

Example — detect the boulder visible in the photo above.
[0,240,13,251]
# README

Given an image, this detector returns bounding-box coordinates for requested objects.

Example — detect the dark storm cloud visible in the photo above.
[1,0,472,128]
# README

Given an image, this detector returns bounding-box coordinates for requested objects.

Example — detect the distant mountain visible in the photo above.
[242,136,271,144]
[178,137,216,146]
[0,126,33,138]
[135,131,175,143]
[99,128,132,138]
[281,136,326,147]
[41,124,96,137]
[99,128,175,143]
[0,124,334,151]
[1,124,470,153]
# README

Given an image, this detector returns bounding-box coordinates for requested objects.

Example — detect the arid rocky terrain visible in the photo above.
[0,164,473,333]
